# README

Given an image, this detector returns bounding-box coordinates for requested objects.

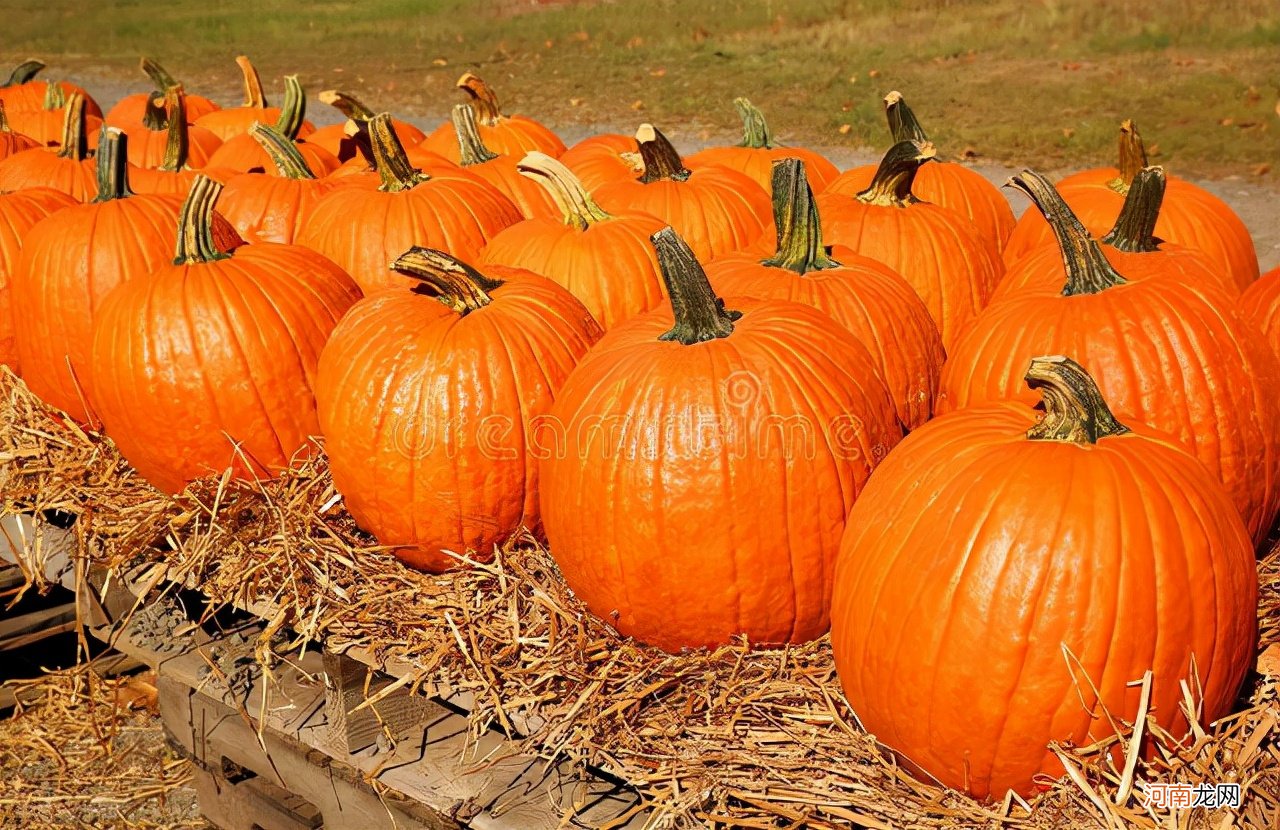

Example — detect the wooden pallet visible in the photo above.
[0,514,646,830]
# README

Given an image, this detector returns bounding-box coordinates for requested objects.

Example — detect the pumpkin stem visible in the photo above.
[236,55,267,108]
[140,57,179,91]
[318,89,376,122]
[518,151,613,230]
[884,91,930,145]
[856,140,936,207]
[1109,120,1148,194]
[4,59,46,87]
[392,247,503,315]
[142,92,168,130]
[452,104,499,166]
[249,122,315,180]
[456,72,502,126]
[92,127,134,203]
[43,79,66,111]
[1007,170,1127,296]
[369,112,430,192]
[1100,166,1165,254]
[274,75,306,141]
[158,86,190,172]
[636,124,691,184]
[0,101,10,132]
[653,227,741,344]
[1025,355,1130,444]
[733,98,776,149]
[761,158,840,274]
[174,175,231,264]
[56,93,89,161]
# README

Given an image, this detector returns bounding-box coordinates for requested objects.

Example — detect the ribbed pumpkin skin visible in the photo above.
[1003,176,1259,291]
[826,162,1016,255]
[218,173,358,245]
[203,134,341,179]
[541,298,903,652]
[89,243,361,494]
[194,108,316,142]
[685,145,840,195]
[937,282,1280,543]
[421,115,565,163]
[1241,265,1280,360]
[990,239,1235,303]
[297,172,523,294]
[0,130,39,161]
[0,188,77,373]
[11,195,240,421]
[105,92,220,128]
[559,133,640,194]
[122,121,222,169]
[705,251,943,430]
[461,155,561,221]
[306,119,425,161]
[815,192,1003,352]
[0,82,101,118]
[594,169,773,263]
[479,211,668,330]
[0,148,97,202]
[317,266,601,572]
[6,110,103,151]
[830,400,1256,800]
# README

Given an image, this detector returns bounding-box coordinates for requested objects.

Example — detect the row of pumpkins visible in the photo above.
[2,56,1278,801]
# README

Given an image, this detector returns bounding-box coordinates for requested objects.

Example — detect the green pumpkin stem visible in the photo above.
[369,112,430,192]
[249,122,315,180]
[884,91,930,145]
[636,124,691,184]
[1025,355,1130,444]
[159,86,189,172]
[174,175,231,264]
[856,140,936,207]
[457,72,502,125]
[1109,120,1148,194]
[43,79,66,111]
[0,101,10,132]
[653,227,741,344]
[452,104,499,167]
[142,93,168,130]
[93,128,134,202]
[4,59,46,87]
[274,75,306,141]
[733,98,776,149]
[518,151,613,230]
[392,247,502,315]
[1007,170,1127,296]
[236,55,267,108]
[140,57,179,91]
[318,90,376,122]
[1100,166,1165,254]
[56,93,89,161]
[761,158,840,274]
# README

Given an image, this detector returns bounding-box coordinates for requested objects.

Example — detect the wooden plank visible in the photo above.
[322,649,445,755]
[0,602,78,651]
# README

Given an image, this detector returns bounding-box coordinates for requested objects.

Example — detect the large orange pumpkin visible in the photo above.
[420,72,565,162]
[0,94,98,201]
[0,60,101,118]
[938,171,1280,544]
[831,354,1256,800]
[593,124,772,262]
[298,113,522,294]
[541,227,903,652]
[705,157,943,430]
[825,91,1015,255]
[1241,265,1280,361]
[120,86,222,170]
[479,152,667,330]
[317,247,601,572]
[104,57,221,127]
[0,187,77,374]
[816,139,1004,352]
[685,98,839,194]
[89,175,361,494]
[3,80,103,151]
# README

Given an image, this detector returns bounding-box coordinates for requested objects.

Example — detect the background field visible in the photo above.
[5,0,1279,180]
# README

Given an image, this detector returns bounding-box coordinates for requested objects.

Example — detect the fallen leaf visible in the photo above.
[432,58,448,67]
[1062,127,1075,139]
[569,97,583,106]
[868,69,880,78]
[630,99,645,111]
[114,672,159,713]
[571,30,590,42]
[1254,163,1272,177]
[693,26,710,43]
[1245,85,1261,104]
[1220,117,1234,126]
[841,101,853,112]
[838,124,852,135]
[545,39,554,49]
[1062,61,1083,71]
[332,67,345,73]
[961,146,979,159]
[626,36,644,48]
[650,68,667,77]
[848,75,858,84]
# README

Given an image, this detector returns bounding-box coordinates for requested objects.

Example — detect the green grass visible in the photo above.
[6,0,1279,177]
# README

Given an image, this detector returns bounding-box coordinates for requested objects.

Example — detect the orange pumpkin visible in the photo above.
[832,355,1256,800]
[420,72,565,162]
[0,60,102,118]
[816,139,1004,352]
[685,98,839,194]
[938,171,1280,544]
[1241,265,1280,361]
[0,94,98,201]
[307,90,425,162]
[103,57,221,127]
[0,101,39,161]
[193,56,315,141]
[203,76,338,179]
[127,87,206,196]
[479,151,667,330]
[120,86,222,170]
[4,81,103,150]
[89,175,361,494]
[558,132,641,194]
[445,104,558,220]
[705,157,943,430]
[541,227,903,652]
[0,187,77,373]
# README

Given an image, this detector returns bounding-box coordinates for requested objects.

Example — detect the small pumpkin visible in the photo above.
[831,354,1256,800]
[307,90,425,161]
[0,59,102,118]
[203,76,338,179]
[193,56,316,141]
[558,132,642,194]
[103,57,221,127]
[0,93,98,201]
[4,81,103,150]
[89,174,361,494]
[121,86,222,170]
[317,247,601,572]
[127,86,207,196]
[685,98,839,194]
[420,72,566,162]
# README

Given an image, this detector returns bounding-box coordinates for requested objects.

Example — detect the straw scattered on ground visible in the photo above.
[2,368,1277,829]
